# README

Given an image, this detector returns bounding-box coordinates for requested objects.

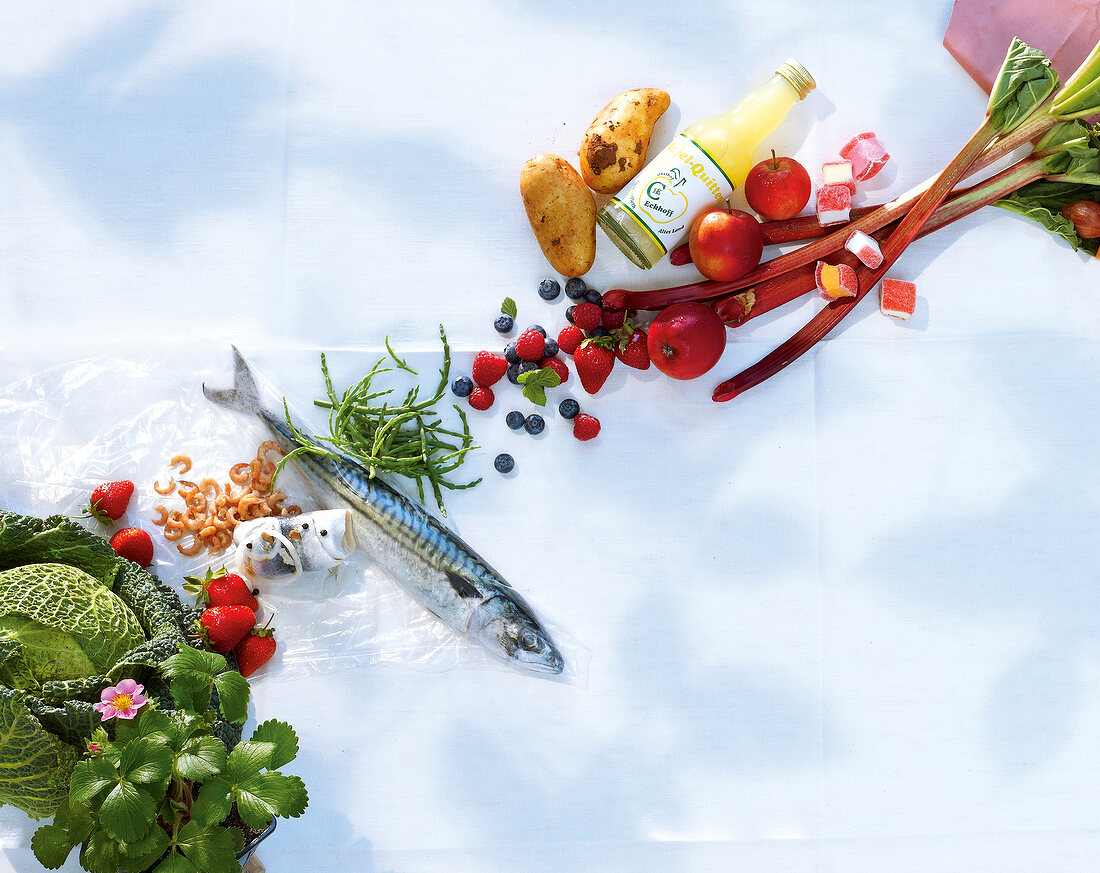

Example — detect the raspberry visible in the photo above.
[514,329,546,362]
[540,356,568,383]
[471,351,508,387]
[572,413,601,441]
[571,302,602,332]
[557,325,584,355]
[601,305,626,330]
[468,386,494,411]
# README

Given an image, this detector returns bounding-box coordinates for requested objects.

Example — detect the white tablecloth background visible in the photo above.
[1,2,1099,871]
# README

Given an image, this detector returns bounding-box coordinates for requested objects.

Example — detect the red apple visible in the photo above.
[646,302,727,380]
[687,205,764,282]
[743,150,811,220]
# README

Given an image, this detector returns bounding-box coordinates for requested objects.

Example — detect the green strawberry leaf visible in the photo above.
[163,646,226,682]
[54,798,95,845]
[236,772,308,828]
[250,719,300,769]
[168,677,210,717]
[152,850,200,873]
[120,737,173,784]
[227,740,277,781]
[212,670,249,724]
[501,297,517,318]
[176,820,241,873]
[176,734,227,781]
[120,824,170,872]
[70,756,119,805]
[518,367,562,406]
[189,778,233,827]
[79,829,121,873]
[31,824,75,870]
[99,780,156,843]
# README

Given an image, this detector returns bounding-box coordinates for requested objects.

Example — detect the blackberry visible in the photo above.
[451,376,474,398]
[583,289,603,306]
[543,338,559,358]
[564,277,587,300]
[524,413,546,435]
[505,410,525,430]
[537,278,561,301]
[558,398,580,420]
[494,314,515,334]
[526,324,547,337]
[494,453,515,474]
[504,343,520,364]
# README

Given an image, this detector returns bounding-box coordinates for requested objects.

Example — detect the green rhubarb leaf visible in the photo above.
[235,772,308,828]
[995,178,1100,254]
[190,777,233,827]
[250,719,299,769]
[518,367,562,406]
[98,780,156,843]
[30,824,75,869]
[501,297,518,318]
[1052,38,1100,118]
[175,819,241,873]
[120,736,173,784]
[175,734,227,781]
[987,37,1059,133]
[212,669,249,724]
[69,756,119,805]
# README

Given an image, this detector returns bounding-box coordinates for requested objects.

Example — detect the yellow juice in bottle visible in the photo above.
[597,60,815,269]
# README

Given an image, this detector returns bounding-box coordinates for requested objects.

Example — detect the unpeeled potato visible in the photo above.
[519,154,596,277]
[579,88,671,195]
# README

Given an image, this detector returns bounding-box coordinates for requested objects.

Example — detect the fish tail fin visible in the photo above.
[203,346,263,414]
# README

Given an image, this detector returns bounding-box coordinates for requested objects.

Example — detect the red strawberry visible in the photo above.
[571,302,602,332]
[557,325,584,356]
[574,339,615,394]
[109,527,154,567]
[199,605,256,654]
[471,351,508,387]
[572,413,601,441]
[615,328,651,370]
[234,624,277,677]
[80,480,135,524]
[183,567,259,611]
[468,386,494,411]
[514,329,546,362]
[669,243,694,266]
[540,356,569,384]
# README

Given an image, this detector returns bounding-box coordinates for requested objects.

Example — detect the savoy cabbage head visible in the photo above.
[0,510,201,819]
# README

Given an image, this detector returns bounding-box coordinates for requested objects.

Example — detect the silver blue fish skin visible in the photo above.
[203,348,565,675]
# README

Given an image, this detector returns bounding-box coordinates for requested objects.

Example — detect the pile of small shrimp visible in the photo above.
[151,441,302,556]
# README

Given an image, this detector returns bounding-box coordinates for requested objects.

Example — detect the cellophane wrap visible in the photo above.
[0,355,585,683]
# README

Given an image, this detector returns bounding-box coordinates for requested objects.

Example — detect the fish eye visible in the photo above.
[320,529,328,536]
[302,523,309,530]
[246,542,253,550]
[520,631,539,651]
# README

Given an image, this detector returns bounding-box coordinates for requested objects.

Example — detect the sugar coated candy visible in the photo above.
[816,184,851,226]
[815,260,858,299]
[840,131,890,181]
[822,160,856,194]
[844,230,883,268]
[879,277,916,319]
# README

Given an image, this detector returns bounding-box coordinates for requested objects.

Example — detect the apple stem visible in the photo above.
[770,149,778,172]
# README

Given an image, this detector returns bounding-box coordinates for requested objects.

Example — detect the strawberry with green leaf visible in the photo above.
[183,567,259,611]
[574,337,616,394]
[78,480,134,524]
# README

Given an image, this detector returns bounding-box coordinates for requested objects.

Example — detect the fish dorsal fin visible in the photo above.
[446,571,481,600]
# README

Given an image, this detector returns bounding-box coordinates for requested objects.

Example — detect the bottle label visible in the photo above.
[610,133,735,254]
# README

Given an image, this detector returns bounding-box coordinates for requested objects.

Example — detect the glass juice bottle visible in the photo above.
[596,60,816,269]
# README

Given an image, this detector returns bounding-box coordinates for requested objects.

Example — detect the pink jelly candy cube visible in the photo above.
[879,278,916,319]
[822,160,856,194]
[814,260,858,299]
[816,184,851,226]
[844,230,883,269]
[840,131,890,180]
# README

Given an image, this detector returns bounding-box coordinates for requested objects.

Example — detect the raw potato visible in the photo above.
[579,88,671,195]
[519,154,596,277]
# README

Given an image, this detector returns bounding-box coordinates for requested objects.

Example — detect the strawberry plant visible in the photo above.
[31,644,307,873]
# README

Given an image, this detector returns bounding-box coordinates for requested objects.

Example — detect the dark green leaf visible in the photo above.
[54,798,95,845]
[152,851,200,873]
[115,707,173,745]
[987,38,1059,132]
[212,670,249,724]
[120,737,174,784]
[169,679,210,716]
[249,720,299,769]
[189,777,233,827]
[501,297,518,318]
[120,823,170,873]
[99,780,156,843]
[236,772,308,827]
[176,820,241,873]
[995,178,1100,255]
[176,735,227,781]
[79,829,121,873]
[163,646,226,682]
[30,824,75,869]
[69,756,118,805]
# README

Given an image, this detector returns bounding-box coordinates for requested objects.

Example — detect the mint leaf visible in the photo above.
[250,720,299,769]
[120,737,173,785]
[152,850,200,873]
[99,780,156,843]
[176,820,240,873]
[212,670,249,724]
[501,297,518,318]
[175,735,227,781]
[518,367,561,406]
[70,757,118,804]
[235,772,308,828]
[189,777,232,827]
[31,824,75,869]
[227,740,277,781]
[79,829,121,873]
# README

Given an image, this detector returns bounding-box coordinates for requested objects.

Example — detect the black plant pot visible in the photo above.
[236,818,277,865]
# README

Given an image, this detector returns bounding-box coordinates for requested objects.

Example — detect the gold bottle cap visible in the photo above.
[776,59,816,100]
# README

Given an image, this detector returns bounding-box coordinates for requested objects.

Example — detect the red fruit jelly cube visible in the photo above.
[840,131,890,181]
[844,230,883,269]
[814,260,858,299]
[879,278,916,319]
[822,160,856,194]
[816,184,851,226]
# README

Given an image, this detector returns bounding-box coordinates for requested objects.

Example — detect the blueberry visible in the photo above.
[504,343,520,364]
[565,305,577,325]
[506,363,521,384]
[526,324,547,337]
[564,278,587,300]
[505,410,525,430]
[494,453,515,474]
[451,376,473,398]
[589,325,610,338]
[524,414,545,435]
[518,360,540,375]
[494,315,515,334]
[537,278,561,301]
[584,289,603,306]
[543,338,559,358]
[558,398,580,419]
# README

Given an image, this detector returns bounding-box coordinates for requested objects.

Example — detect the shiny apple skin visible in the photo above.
[687,206,764,282]
[646,302,727,380]
[743,154,812,220]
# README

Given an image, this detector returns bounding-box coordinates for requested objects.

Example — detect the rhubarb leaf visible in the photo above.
[987,38,1058,133]
[994,179,1100,255]
[1052,37,1100,119]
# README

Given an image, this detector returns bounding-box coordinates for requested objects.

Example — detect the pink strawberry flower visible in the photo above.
[95,679,148,721]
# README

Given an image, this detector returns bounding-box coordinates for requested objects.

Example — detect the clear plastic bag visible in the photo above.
[0,355,586,684]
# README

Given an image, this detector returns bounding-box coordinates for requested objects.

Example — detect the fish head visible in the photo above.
[470,595,564,675]
[305,510,356,561]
